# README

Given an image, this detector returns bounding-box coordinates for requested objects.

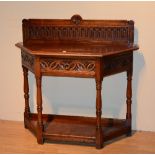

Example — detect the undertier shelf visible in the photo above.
[25,113,130,146]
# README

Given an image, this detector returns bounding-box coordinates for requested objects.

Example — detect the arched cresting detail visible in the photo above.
[71,14,83,25]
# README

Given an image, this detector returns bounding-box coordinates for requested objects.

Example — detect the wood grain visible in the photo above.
[0,120,155,154]
[15,14,139,149]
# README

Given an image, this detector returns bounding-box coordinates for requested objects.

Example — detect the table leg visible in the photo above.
[95,79,103,149]
[22,66,30,129]
[126,70,132,136]
[36,75,44,144]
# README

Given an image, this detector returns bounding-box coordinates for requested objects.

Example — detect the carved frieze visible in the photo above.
[27,26,129,42]
[40,58,95,74]
[21,51,34,71]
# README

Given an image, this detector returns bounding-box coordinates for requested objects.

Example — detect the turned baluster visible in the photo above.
[35,57,44,144]
[95,60,103,149]
[22,65,30,128]
[126,69,132,136]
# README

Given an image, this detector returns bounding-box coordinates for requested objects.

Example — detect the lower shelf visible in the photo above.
[25,113,130,146]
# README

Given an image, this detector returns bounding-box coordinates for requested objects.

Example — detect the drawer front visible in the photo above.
[40,57,96,78]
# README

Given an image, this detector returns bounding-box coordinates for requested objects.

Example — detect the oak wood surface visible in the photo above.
[24,113,129,145]
[0,120,155,154]
[16,42,138,57]
[22,15,135,45]
[15,15,139,149]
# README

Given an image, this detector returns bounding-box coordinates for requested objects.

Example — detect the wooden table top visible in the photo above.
[16,42,139,58]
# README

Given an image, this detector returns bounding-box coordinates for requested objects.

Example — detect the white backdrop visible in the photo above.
[0,2,154,131]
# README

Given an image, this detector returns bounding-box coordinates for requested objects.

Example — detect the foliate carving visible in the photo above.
[40,58,95,73]
[71,14,82,25]
[21,51,34,70]
[27,25,129,42]
[23,16,134,45]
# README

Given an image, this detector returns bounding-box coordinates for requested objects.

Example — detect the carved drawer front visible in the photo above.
[21,51,34,72]
[40,57,96,78]
[104,53,133,76]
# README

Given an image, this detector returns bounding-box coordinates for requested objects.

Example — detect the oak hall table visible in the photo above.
[15,15,139,149]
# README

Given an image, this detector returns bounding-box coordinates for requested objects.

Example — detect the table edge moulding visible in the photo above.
[15,14,139,149]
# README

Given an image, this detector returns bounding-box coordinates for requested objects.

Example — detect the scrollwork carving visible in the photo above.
[21,51,34,71]
[40,58,95,73]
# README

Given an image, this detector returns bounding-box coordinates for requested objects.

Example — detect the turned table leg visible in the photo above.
[35,57,44,144]
[22,66,30,129]
[95,59,103,149]
[36,75,44,144]
[95,79,103,149]
[126,70,132,136]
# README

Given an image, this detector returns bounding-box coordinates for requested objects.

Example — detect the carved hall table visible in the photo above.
[15,15,139,149]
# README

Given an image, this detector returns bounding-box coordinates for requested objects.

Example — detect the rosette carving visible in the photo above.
[71,14,83,25]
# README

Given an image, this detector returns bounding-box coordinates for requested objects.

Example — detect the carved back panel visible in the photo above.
[22,15,134,45]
